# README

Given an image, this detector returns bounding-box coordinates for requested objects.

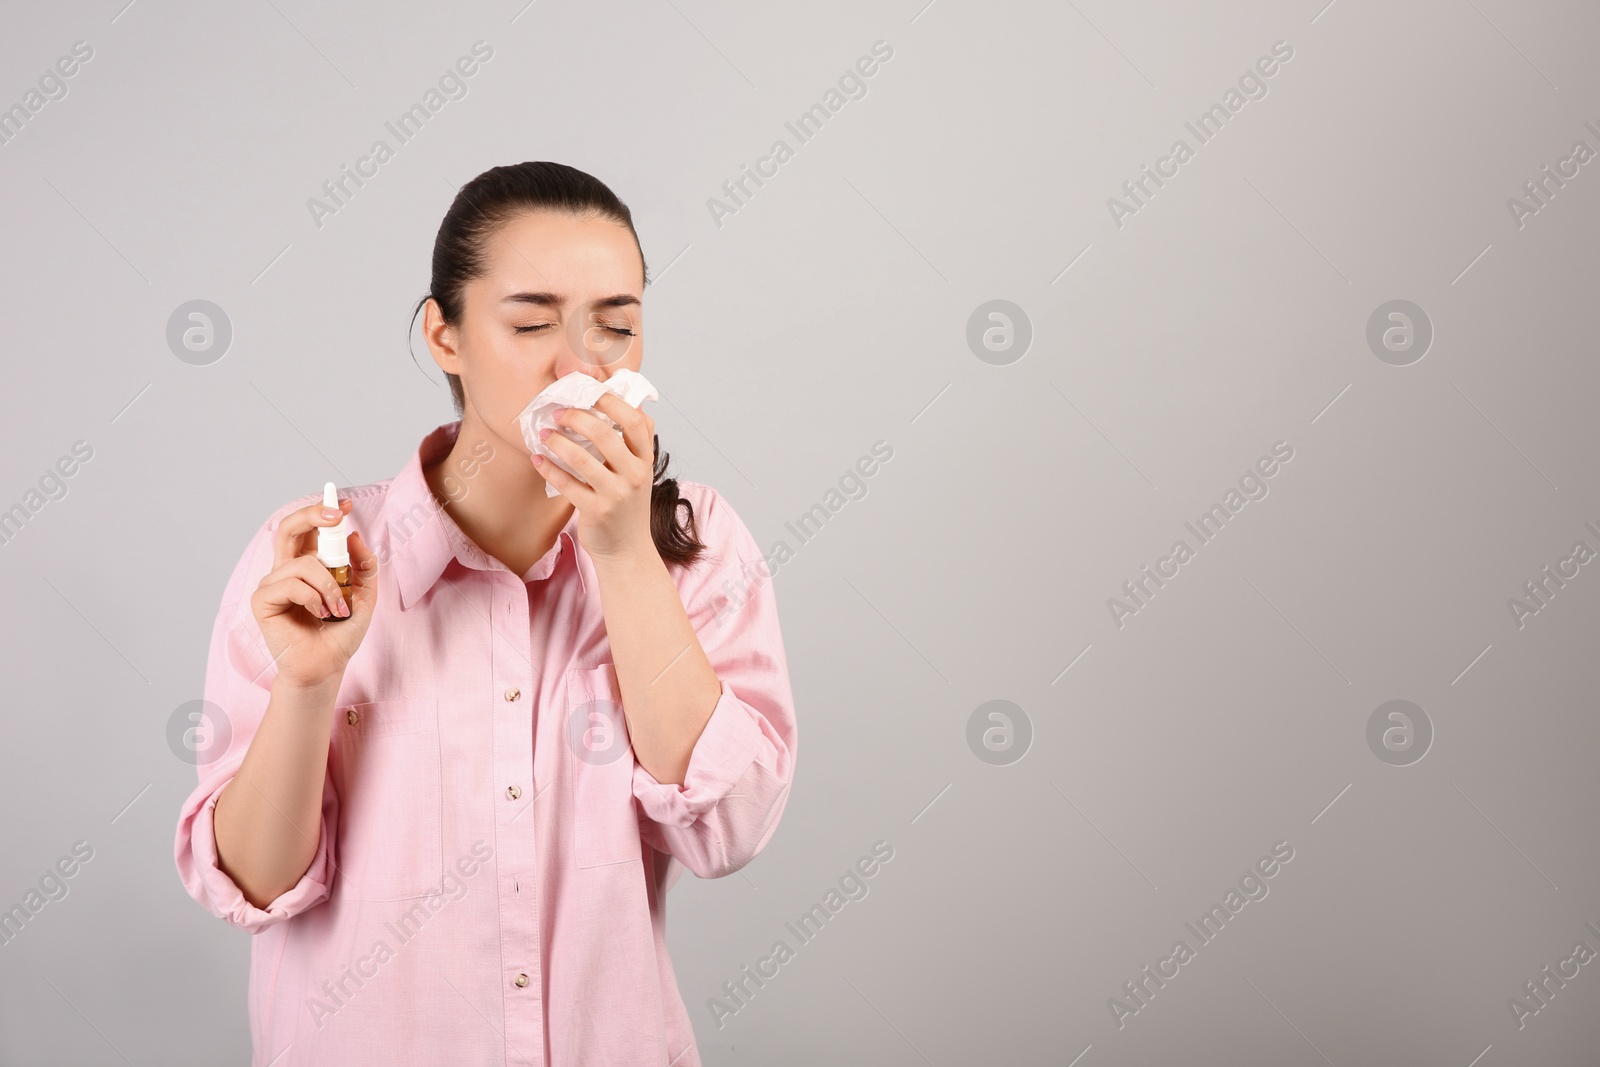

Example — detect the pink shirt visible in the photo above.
[174,420,798,1066]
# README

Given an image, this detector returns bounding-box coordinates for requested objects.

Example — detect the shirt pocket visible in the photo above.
[331,696,444,900]
[565,664,641,869]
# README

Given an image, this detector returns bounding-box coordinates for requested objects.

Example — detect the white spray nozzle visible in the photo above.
[315,480,351,568]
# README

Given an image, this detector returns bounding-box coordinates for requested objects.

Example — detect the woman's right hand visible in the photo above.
[249,496,379,690]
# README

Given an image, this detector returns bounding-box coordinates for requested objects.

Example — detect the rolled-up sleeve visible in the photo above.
[173,506,340,932]
[632,486,798,879]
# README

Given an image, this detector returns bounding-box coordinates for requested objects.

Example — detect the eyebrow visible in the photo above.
[501,292,640,309]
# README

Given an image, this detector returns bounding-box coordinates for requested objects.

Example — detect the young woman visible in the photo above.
[174,162,798,1066]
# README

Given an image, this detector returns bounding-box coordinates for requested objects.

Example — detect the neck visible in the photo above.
[423,412,574,576]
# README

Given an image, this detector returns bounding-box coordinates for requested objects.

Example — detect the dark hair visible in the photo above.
[410,161,705,568]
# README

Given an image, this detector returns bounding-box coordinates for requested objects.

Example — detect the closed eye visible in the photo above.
[513,324,635,336]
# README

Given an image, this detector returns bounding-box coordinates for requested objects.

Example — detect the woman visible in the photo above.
[174,161,798,1066]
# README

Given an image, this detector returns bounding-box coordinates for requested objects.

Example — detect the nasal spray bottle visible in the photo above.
[315,481,352,622]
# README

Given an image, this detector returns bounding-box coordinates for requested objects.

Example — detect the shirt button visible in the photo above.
[506,785,521,800]
[346,709,359,726]
[504,687,520,702]
[514,973,530,988]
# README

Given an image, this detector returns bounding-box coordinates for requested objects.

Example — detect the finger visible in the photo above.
[590,393,653,460]
[557,406,636,471]
[541,425,613,487]
[263,555,347,616]
[347,528,378,589]
[533,450,597,508]
[254,574,333,620]
[273,496,352,570]
[343,531,377,621]
[589,391,643,425]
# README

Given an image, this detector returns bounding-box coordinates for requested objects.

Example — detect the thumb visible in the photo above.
[348,528,379,580]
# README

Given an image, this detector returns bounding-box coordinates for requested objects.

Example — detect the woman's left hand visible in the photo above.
[534,391,657,564]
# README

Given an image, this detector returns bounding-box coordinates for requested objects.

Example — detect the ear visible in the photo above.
[421,298,462,376]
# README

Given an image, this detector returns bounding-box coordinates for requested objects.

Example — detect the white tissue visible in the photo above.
[517,369,660,496]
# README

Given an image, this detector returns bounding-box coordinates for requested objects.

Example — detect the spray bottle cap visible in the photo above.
[315,481,351,568]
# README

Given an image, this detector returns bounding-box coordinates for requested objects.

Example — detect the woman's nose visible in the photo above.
[551,344,597,382]
[553,351,611,384]
[556,318,628,378]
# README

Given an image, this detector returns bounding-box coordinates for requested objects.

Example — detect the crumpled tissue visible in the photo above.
[517,369,659,496]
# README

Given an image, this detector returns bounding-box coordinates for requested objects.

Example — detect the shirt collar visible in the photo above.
[382,420,584,610]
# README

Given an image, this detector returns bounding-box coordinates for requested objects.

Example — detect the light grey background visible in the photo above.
[2,0,1597,1063]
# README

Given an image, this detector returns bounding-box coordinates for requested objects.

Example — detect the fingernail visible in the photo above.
[337,597,349,617]
[554,407,567,417]
[538,428,551,440]
[322,507,340,520]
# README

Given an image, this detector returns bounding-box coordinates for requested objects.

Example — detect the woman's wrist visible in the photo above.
[588,538,663,574]
[271,671,344,704]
